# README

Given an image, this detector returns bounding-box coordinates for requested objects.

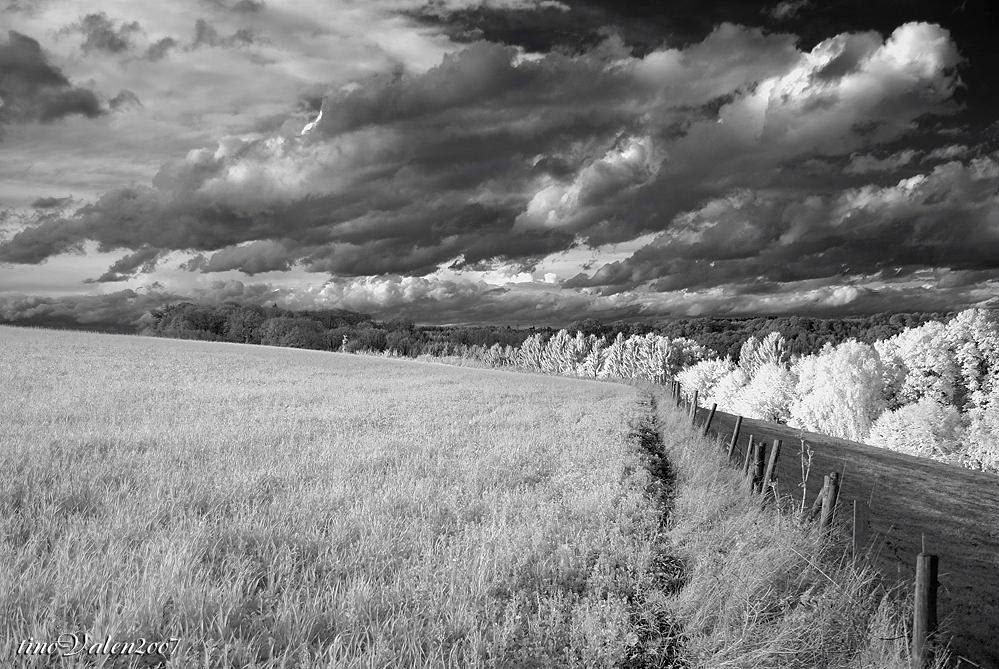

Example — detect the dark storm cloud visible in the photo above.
[191,19,256,49]
[0,281,286,329]
[201,240,295,274]
[567,155,999,293]
[30,196,72,209]
[109,89,142,111]
[145,37,178,61]
[413,1,995,125]
[0,289,174,327]
[0,31,105,130]
[405,0,770,56]
[67,12,142,54]
[0,22,970,296]
[87,246,164,283]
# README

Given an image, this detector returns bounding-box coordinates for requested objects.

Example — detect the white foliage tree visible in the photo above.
[578,336,607,378]
[668,337,712,377]
[867,396,964,461]
[678,358,736,401]
[962,387,999,473]
[874,320,957,409]
[789,340,886,442]
[711,367,751,410]
[598,333,628,380]
[517,333,546,372]
[943,308,999,411]
[729,361,797,423]
[540,329,574,375]
[738,332,788,378]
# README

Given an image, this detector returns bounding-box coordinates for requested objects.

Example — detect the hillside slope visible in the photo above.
[1,326,669,667]
[699,406,999,668]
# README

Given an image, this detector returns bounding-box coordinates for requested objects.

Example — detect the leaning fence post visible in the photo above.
[818,472,840,531]
[688,390,699,424]
[727,416,743,459]
[741,434,754,477]
[701,403,717,436]
[750,439,767,495]
[911,552,939,669]
[760,439,782,500]
[809,475,828,521]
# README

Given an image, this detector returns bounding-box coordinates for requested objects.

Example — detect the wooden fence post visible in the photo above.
[809,475,828,521]
[818,472,840,531]
[750,439,767,495]
[702,403,717,436]
[760,439,782,500]
[727,416,743,460]
[911,552,939,669]
[688,390,699,424]
[852,500,870,556]
[741,434,754,477]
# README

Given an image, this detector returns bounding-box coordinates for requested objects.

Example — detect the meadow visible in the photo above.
[1,325,966,669]
[0,326,670,667]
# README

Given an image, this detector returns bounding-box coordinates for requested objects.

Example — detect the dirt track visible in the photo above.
[695,405,999,669]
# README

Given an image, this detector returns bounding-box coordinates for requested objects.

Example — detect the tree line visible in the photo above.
[142,302,946,360]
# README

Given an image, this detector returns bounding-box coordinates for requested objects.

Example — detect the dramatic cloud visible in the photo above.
[566,154,999,293]
[767,1,810,21]
[0,30,105,129]
[191,18,256,49]
[845,149,920,175]
[67,12,142,54]
[0,23,963,286]
[925,144,969,162]
[87,246,164,283]
[30,195,72,209]
[0,289,174,328]
[109,89,142,111]
[2,0,995,324]
[0,281,286,328]
[144,37,178,61]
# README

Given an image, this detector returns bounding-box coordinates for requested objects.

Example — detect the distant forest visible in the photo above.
[141,302,949,360]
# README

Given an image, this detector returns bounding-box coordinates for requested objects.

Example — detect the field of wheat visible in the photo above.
[0,326,673,667]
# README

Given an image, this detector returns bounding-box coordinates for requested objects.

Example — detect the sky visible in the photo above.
[1,0,998,327]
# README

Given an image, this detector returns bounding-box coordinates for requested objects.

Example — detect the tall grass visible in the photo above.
[0,326,673,668]
[652,393,952,669]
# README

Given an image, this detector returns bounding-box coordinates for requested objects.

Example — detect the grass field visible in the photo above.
[0,326,676,667]
[2,325,976,669]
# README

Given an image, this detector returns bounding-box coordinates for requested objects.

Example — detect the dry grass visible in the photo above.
[652,393,953,669]
[0,326,673,668]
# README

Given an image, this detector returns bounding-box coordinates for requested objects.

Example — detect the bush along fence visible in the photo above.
[666,380,943,669]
